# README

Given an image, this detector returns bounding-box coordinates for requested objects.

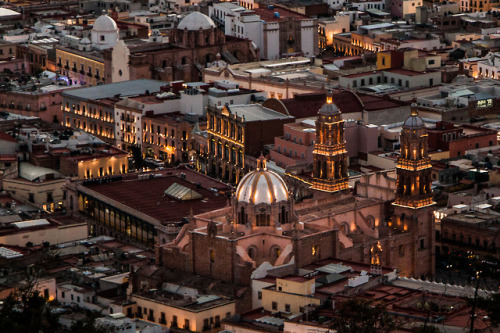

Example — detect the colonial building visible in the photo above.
[206,104,294,183]
[62,80,167,145]
[142,113,199,164]
[106,11,259,83]
[55,12,118,87]
[65,167,232,247]
[311,91,349,193]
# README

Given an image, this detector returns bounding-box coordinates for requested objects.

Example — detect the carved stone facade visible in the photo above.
[311,91,349,193]
[157,157,338,286]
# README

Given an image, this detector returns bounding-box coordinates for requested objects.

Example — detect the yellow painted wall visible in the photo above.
[56,48,105,86]
[429,150,450,160]
[78,155,129,179]
[377,52,392,70]
[3,178,66,210]
[131,295,235,332]
[262,289,320,313]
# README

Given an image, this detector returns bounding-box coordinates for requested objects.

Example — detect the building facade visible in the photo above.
[206,104,293,183]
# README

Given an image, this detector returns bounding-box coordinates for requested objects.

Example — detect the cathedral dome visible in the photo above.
[177,11,216,31]
[319,90,339,115]
[93,13,118,32]
[236,157,289,205]
[403,104,424,128]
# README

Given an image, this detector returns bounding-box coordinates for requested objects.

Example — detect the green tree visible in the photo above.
[331,298,395,333]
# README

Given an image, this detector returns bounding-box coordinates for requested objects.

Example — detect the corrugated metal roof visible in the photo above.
[255,316,284,326]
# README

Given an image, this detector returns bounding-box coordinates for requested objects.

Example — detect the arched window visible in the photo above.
[248,246,257,259]
[271,246,281,258]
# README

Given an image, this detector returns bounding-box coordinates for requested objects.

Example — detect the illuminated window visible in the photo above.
[312,245,319,256]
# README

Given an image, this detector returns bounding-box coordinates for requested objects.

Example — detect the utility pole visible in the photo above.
[469,271,481,332]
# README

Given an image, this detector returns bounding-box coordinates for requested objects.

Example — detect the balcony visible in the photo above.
[64,65,69,70]
[57,63,62,67]
[95,75,100,79]
[147,316,155,322]
[80,70,85,74]
[87,72,92,77]
[171,321,178,328]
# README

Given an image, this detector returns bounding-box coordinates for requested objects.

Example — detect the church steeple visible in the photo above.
[394,104,434,209]
[311,91,349,193]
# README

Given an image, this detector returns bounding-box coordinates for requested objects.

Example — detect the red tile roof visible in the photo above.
[278,90,365,118]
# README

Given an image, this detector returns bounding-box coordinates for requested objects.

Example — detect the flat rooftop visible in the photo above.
[62,80,167,101]
[133,291,234,312]
[82,168,230,224]
[227,104,294,122]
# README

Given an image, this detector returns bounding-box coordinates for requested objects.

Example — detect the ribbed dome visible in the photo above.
[93,13,117,32]
[236,157,289,205]
[319,90,340,115]
[177,11,215,31]
[403,104,424,128]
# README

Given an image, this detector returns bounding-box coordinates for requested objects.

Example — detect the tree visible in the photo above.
[414,325,440,333]
[63,312,116,333]
[331,298,395,333]
[476,293,500,327]
[0,288,60,333]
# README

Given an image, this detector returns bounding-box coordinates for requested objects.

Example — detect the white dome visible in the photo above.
[236,166,289,205]
[93,14,117,32]
[177,11,215,31]
[80,37,91,44]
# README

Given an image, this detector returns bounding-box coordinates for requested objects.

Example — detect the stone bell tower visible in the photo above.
[311,90,349,193]
[392,104,435,278]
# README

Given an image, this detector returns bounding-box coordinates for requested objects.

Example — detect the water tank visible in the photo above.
[274,12,280,18]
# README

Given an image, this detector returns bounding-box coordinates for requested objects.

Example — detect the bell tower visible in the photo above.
[394,104,433,209]
[311,91,348,193]
[392,104,435,278]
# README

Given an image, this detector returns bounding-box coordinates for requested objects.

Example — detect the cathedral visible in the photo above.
[156,97,435,286]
